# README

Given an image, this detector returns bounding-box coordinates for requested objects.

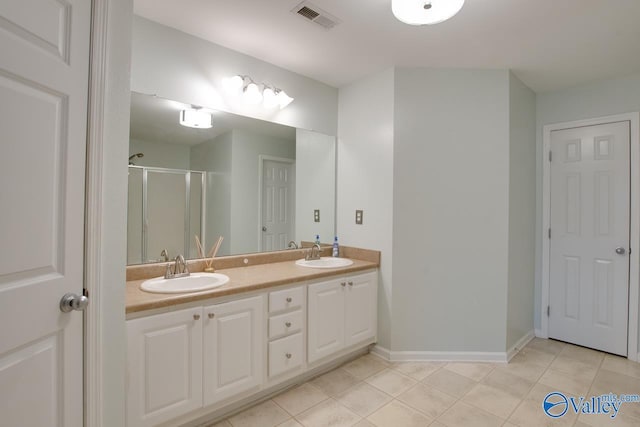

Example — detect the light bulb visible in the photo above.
[262,87,279,108]
[222,75,244,93]
[243,82,263,105]
[392,0,465,25]
[277,90,294,109]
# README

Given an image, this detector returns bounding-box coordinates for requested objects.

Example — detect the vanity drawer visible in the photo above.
[269,310,302,339]
[269,286,303,313]
[268,332,303,378]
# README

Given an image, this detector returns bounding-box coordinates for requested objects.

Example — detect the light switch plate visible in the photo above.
[314,209,320,222]
[355,210,363,225]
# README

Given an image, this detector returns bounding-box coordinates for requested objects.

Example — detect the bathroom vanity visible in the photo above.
[125,248,379,427]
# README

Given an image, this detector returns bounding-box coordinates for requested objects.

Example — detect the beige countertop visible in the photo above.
[126,258,378,314]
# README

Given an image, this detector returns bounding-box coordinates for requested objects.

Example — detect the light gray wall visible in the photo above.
[129,138,190,169]
[506,72,537,349]
[392,68,511,352]
[131,16,338,135]
[230,129,296,254]
[337,68,395,349]
[190,132,233,256]
[295,129,336,245]
[534,72,640,345]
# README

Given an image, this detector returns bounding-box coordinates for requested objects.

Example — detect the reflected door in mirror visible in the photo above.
[261,158,295,251]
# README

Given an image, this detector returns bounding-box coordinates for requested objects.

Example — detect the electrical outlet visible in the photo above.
[355,210,363,225]
[314,209,320,222]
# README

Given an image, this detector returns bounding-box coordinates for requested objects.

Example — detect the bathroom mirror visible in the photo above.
[127,92,336,264]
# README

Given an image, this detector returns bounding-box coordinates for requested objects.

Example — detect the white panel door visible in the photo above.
[549,121,630,356]
[203,296,263,406]
[126,307,203,427]
[0,1,90,426]
[261,159,294,251]
[308,279,345,363]
[345,272,378,347]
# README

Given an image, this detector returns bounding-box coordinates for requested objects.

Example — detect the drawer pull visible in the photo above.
[341,282,346,287]
[285,321,292,327]
[286,297,292,303]
[208,313,215,319]
[285,353,292,359]
[193,314,200,320]
[348,281,354,286]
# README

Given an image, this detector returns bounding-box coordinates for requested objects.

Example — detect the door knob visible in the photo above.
[615,247,626,255]
[60,293,89,313]
[262,226,267,232]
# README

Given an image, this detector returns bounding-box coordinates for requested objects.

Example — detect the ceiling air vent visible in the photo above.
[291,1,341,30]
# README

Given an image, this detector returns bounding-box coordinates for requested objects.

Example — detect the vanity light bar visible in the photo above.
[179,109,213,129]
[223,75,294,109]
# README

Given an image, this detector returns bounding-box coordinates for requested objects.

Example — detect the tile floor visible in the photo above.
[207,338,640,427]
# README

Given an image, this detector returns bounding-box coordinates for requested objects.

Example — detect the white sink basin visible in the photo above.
[295,257,354,269]
[140,272,230,294]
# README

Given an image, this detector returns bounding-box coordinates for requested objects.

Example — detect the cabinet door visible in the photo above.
[345,272,378,347]
[203,296,264,406]
[308,279,345,363]
[126,307,203,427]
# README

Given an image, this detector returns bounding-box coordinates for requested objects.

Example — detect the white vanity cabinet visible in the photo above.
[126,307,203,427]
[308,271,378,363]
[267,286,305,378]
[203,296,263,406]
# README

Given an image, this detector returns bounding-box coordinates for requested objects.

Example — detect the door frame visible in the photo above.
[257,155,295,251]
[541,112,640,361]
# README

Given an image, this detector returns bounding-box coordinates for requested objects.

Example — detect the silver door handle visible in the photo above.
[60,293,89,313]
[262,226,267,232]
[615,247,626,255]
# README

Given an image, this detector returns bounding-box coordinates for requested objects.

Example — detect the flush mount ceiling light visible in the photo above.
[179,108,212,129]
[222,75,295,109]
[392,0,465,25]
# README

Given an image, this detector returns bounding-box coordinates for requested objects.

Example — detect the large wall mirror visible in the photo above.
[127,92,336,265]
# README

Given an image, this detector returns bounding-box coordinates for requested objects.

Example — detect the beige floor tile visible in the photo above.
[539,368,593,396]
[352,420,376,427]
[363,353,391,367]
[601,354,640,379]
[508,383,577,427]
[311,368,360,396]
[502,423,519,427]
[277,420,304,427]
[428,422,447,427]
[390,361,445,380]
[482,368,534,399]
[204,420,231,427]
[444,362,494,381]
[228,400,290,427]
[365,369,417,397]
[513,347,556,368]
[422,368,477,398]
[578,411,640,427]
[559,344,604,367]
[462,383,522,419]
[437,401,504,427]
[273,383,329,416]
[493,357,547,382]
[366,400,431,427]
[342,356,387,380]
[548,355,598,379]
[295,399,361,427]
[397,382,456,419]
[590,370,640,419]
[335,383,392,417]
[525,338,566,356]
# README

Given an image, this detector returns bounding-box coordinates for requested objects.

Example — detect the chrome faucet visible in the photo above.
[165,254,190,279]
[288,240,299,249]
[305,244,322,261]
[160,249,169,262]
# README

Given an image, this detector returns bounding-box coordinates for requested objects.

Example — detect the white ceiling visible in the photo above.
[130,92,296,146]
[133,0,640,93]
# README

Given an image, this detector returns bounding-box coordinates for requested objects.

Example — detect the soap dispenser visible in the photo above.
[332,236,339,257]
[315,234,320,245]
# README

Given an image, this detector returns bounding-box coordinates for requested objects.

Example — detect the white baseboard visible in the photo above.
[534,328,547,338]
[371,345,508,363]
[506,330,535,362]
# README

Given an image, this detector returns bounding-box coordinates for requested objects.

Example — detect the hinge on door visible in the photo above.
[83,288,89,298]
[547,306,550,317]
[548,228,551,239]
[549,151,552,162]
